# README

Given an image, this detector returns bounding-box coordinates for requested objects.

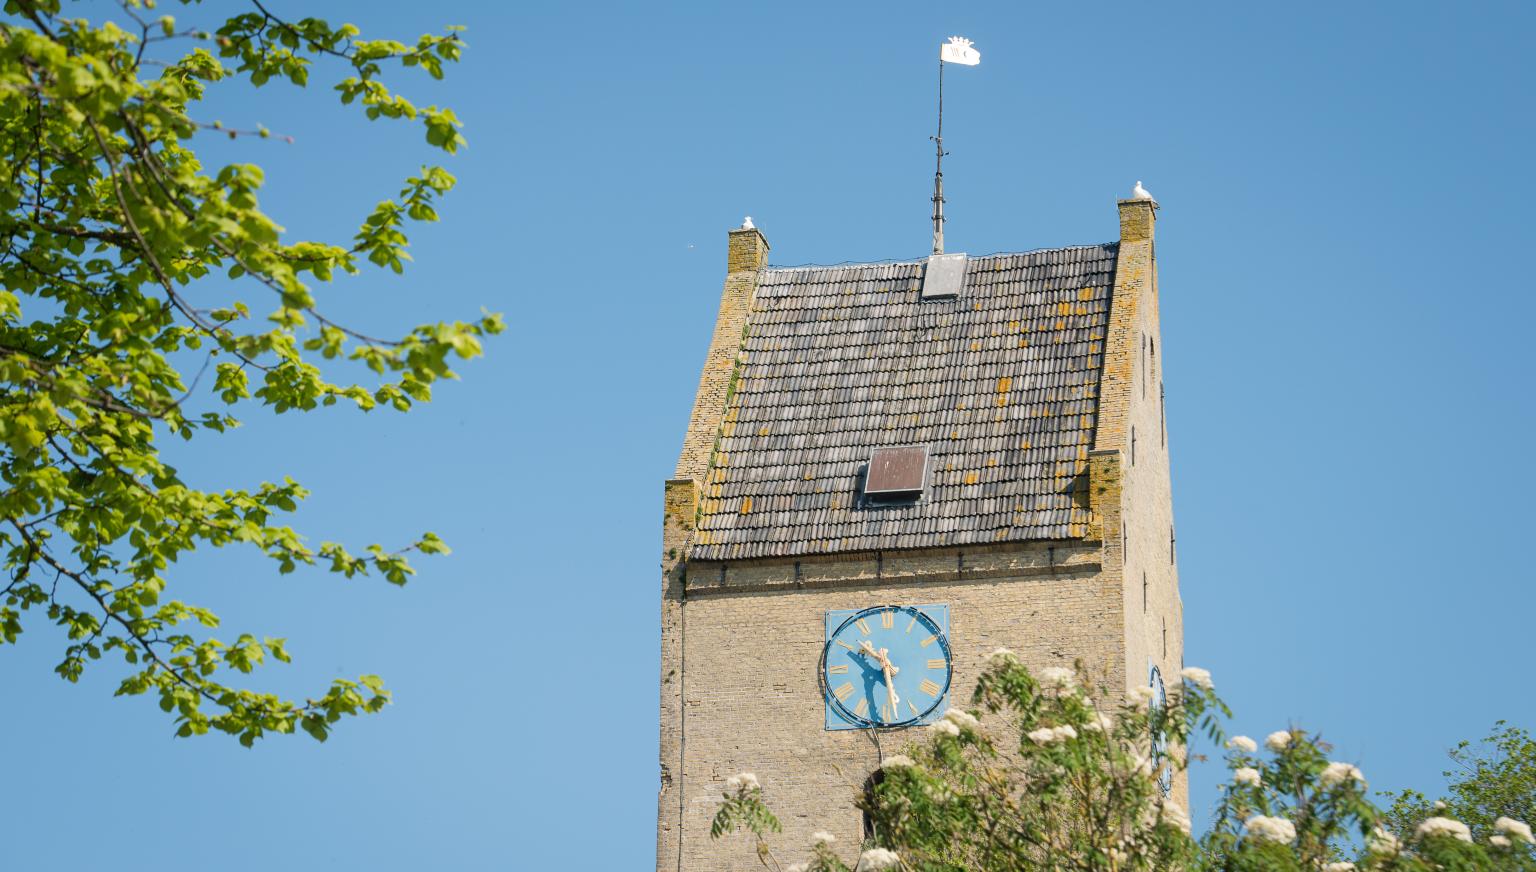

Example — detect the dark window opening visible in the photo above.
[1162,618,1167,657]
[1142,572,1148,612]
[862,770,886,841]
[1169,528,1175,565]
[1131,427,1136,466]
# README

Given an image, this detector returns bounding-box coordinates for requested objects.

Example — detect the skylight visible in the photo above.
[865,445,930,499]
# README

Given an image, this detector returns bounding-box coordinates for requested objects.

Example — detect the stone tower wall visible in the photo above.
[659,201,1186,869]
[673,542,1116,871]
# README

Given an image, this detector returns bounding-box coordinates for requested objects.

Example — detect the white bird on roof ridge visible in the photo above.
[1131,180,1155,202]
[742,215,755,230]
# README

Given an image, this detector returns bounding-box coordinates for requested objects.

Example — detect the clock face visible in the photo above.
[822,604,951,730]
[1148,663,1172,795]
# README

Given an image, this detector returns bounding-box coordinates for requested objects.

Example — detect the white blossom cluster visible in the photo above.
[1495,816,1535,845]
[725,771,759,792]
[1244,814,1298,844]
[880,755,915,770]
[1367,827,1401,855]
[1323,863,1355,872]
[1233,767,1262,787]
[1319,761,1365,788]
[1081,711,1115,733]
[1038,666,1075,689]
[1127,685,1156,710]
[929,718,961,738]
[1158,800,1191,836]
[988,647,1017,666]
[1027,724,1078,745]
[1226,735,1258,753]
[854,847,901,870]
[1179,666,1213,690]
[1416,816,1472,842]
[942,708,979,731]
[1130,753,1154,777]
[1265,730,1292,752]
[812,830,837,845]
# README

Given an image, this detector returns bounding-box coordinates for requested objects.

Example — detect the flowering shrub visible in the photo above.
[711,657,1535,871]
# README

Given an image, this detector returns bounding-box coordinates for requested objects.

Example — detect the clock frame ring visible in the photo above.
[818,604,953,730]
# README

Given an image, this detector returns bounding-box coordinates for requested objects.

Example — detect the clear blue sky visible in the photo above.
[2,2,1532,869]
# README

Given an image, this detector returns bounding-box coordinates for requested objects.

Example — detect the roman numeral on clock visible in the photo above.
[880,610,894,629]
[832,682,854,702]
[927,659,946,669]
[919,679,941,697]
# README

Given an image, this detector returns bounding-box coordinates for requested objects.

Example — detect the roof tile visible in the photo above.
[690,244,1118,561]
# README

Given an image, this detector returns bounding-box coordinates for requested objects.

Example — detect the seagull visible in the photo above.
[1131,180,1155,202]
[742,215,755,230]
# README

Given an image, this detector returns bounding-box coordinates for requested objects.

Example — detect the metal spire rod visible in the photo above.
[930,55,947,255]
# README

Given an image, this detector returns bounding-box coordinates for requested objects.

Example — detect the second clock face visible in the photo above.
[823,604,951,730]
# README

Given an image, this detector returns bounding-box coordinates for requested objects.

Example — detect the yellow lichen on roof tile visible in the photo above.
[986,457,998,467]
[1078,287,1094,300]
[964,471,979,485]
[758,426,770,436]
[1056,301,1073,316]
[740,496,753,514]
[721,422,736,438]
[970,341,981,351]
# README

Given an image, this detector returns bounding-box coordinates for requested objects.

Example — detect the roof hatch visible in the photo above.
[864,445,930,499]
[921,253,966,299]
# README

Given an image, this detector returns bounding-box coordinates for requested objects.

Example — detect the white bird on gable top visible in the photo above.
[1131,180,1156,203]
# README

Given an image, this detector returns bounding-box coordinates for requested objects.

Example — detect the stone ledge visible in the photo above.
[684,540,1102,595]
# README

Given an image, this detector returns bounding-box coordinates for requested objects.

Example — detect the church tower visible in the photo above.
[658,196,1181,871]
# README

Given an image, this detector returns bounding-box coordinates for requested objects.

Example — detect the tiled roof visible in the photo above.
[690,244,1119,562]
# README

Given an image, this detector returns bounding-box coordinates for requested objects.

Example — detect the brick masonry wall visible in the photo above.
[675,542,1118,872]
[661,227,770,872]
[1097,199,1187,807]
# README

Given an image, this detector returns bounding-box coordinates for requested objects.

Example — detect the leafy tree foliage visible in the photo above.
[1383,722,1536,845]
[712,658,1536,871]
[0,0,500,745]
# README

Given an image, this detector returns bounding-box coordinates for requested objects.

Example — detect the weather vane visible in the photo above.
[931,36,980,255]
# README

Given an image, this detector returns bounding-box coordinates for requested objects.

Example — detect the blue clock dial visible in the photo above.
[1148,663,1171,795]
[822,605,951,730]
